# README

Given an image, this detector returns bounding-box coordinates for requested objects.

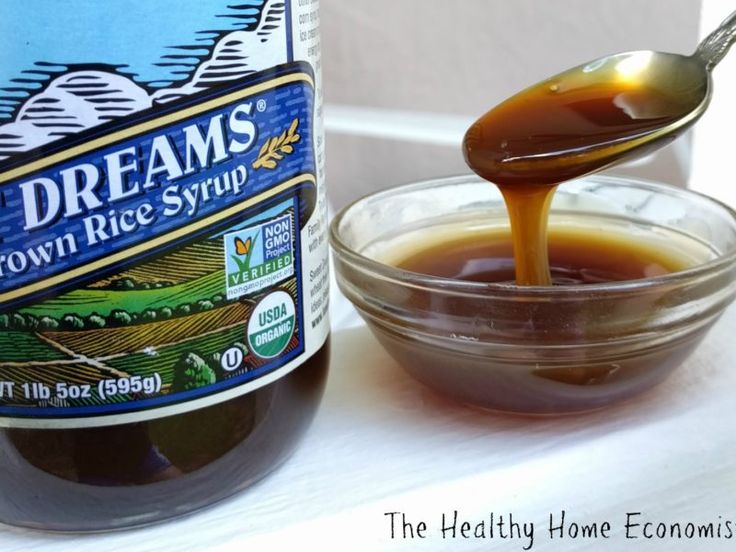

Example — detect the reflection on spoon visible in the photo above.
[462,10,736,285]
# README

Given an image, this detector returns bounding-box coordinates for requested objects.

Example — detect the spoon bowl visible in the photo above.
[463,11,736,187]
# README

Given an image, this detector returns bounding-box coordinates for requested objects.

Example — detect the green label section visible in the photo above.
[249,315,295,358]
[228,252,293,286]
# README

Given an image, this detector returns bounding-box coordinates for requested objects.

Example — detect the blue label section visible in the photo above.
[0,63,317,422]
[263,216,294,260]
[0,64,316,310]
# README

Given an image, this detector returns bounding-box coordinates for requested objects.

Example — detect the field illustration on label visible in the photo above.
[0,198,304,418]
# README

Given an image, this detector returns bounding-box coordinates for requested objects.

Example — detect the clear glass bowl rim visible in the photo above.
[329,174,736,299]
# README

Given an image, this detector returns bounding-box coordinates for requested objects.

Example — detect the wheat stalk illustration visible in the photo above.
[252,118,301,170]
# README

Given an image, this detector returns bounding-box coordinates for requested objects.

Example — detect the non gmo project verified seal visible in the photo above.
[224,213,295,300]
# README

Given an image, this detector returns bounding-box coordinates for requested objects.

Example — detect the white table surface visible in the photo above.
[1,270,736,551]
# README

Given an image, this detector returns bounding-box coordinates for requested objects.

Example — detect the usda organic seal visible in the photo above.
[247,290,296,359]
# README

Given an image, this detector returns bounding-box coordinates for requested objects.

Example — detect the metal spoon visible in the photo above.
[463,10,736,186]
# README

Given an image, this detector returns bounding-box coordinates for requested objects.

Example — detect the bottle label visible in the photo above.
[0,0,328,428]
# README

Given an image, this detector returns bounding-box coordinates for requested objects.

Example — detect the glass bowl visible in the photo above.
[330,175,736,414]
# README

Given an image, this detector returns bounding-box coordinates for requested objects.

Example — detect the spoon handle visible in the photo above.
[695,10,736,70]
